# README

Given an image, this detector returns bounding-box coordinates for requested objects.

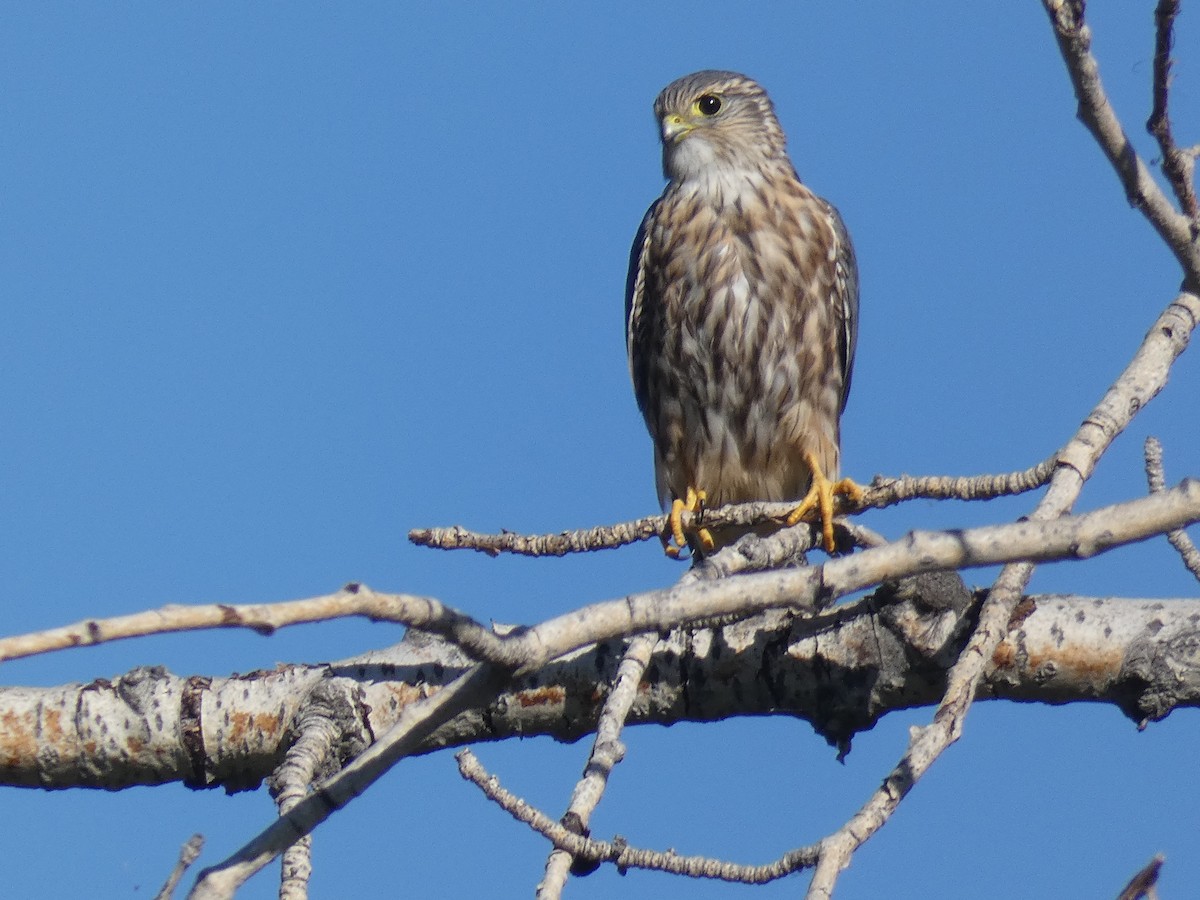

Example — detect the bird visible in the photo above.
[624,70,862,558]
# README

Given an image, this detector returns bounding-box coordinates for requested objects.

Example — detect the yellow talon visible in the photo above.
[663,487,714,558]
[785,452,865,553]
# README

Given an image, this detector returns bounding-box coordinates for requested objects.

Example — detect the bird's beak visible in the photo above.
[660,114,693,143]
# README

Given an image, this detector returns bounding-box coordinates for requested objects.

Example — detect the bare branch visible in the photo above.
[507,482,1200,687]
[5,591,1197,793]
[29,471,1194,896]
[1043,0,1200,287]
[804,284,1200,898]
[1144,436,1200,581]
[269,680,368,900]
[459,749,819,884]
[807,564,1034,898]
[0,584,510,668]
[409,514,664,556]
[543,522,914,895]
[538,633,657,897]
[155,835,205,900]
[1117,854,1165,900]
[2,485,1197,790]
[1149,0,1199,224]
[862,460,1055,506]
[409,460,1055,559]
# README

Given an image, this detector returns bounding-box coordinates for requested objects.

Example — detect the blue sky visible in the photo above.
[1,3,1198,897]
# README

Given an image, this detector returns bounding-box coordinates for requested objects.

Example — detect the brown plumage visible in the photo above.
[625,70,860,556]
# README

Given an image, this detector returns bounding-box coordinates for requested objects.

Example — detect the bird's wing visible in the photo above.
[824,200,859,415]
[625,199,659,417]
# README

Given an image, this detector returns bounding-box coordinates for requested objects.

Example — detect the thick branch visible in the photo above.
[4,477,1199,795]
[4,591,1198,792]
[511,481,1200,671]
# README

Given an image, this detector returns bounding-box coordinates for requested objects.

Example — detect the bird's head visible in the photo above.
[653,70,788,184]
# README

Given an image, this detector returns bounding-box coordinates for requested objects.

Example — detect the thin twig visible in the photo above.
[1144,436,1200,581]
[409,460,1054,558]
[1148,0,1199,224]
[459,749,818,884]
[863,460,1055,506]
[538,632,657,897]
[155,835,205,900]
[409,514,665,556]
[1117,853,1164,900]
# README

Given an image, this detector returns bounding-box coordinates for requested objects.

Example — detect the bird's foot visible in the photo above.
[785,452,865,553]
[662,487,715,559]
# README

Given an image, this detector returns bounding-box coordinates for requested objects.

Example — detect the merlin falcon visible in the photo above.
[625,70,862,557]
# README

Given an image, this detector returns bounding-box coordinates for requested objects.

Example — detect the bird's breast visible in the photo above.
[646,186,842,504]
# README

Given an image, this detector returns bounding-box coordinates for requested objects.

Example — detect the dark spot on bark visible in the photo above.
[180,675,213,789]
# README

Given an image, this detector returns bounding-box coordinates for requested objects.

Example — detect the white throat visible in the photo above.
[668,138,769,207]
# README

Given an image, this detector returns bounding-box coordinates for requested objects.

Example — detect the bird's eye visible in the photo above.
[696,94,722,116]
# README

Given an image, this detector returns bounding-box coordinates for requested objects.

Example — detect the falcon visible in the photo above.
[625,70,862,557]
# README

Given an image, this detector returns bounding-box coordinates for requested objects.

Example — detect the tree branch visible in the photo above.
[0,584,492,664]
[0,583,519,669]
[160,475,1200,895]
[1043,0,1200,287]
[2,313,1194,895]
[408,460,1056,558]
[500,481,1200,679]
[5,588,1198,793]
[1148,0,1199,225]
[538,632,657,896]
[460,749,820,884]
[155,835,204,900]
[1144,436,1200,582]
[189,663,505,899]
[805,288,1200,897]
[1117,853,1165,900]
[268,679,369,900]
